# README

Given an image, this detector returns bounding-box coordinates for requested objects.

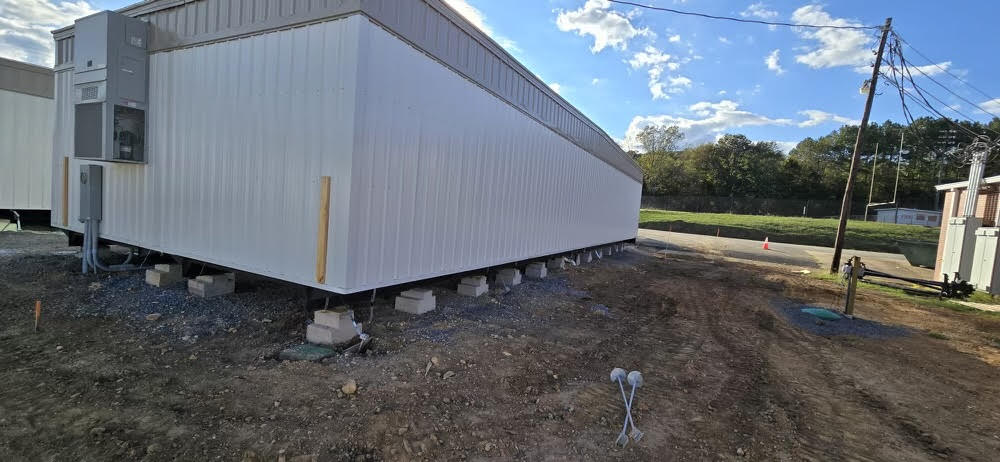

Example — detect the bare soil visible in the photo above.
[2,231,1000,461]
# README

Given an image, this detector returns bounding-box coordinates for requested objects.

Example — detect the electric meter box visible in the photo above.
[73,10,148,163]
[79,164,103,222]
[942,216,980,281]
[970,227,1000,294]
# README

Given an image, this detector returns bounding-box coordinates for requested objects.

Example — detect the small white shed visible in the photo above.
[875,208,942,227]
[0,57,54,211]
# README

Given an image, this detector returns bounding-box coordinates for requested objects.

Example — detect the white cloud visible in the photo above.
[626,100,794,146]
[797,109,859,127]
[591,77,604,85]
[742,2,779,30]
[791,5,871,70]
[0,0,97,66]
[443,0,520,53]
[627,46,690,100]
[668,75,692,88]
[742,2,779,19]
[548,82,563,94]
[555,0,652,53]
[718,36,732,45]
[765,49,785,75]
[628,45,671,69]
[980,98,1000,114]
[668,34,681,43]
[718,90,727,96]
[909,61,952,77]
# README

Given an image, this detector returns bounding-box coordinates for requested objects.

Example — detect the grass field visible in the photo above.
[639,209,940,253]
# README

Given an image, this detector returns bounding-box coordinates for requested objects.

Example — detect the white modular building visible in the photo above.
[874,207,942,227]
[1,57,54,211]
[50,0,642,294]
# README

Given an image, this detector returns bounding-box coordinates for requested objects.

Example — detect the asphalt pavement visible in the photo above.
[637,228,935,280]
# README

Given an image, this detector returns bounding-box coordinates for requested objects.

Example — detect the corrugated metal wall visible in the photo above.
[343,19,640,291]
[51,0,638,182]
[363,0,638,180]
[53,16,362,289]
[50,13,639,293]
[1,88,53,210]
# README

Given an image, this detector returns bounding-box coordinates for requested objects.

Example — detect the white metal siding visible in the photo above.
[50,14,640,294]
[343,19,640,291]
[1,88,53,210]
[52,16,362,290]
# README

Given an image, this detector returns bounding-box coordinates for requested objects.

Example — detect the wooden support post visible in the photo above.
[315,176,331,284]
[845,256,861,316]
[61,157,69,226]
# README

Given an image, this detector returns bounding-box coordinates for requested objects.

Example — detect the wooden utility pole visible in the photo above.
[845,256,861,316]
[830,17,893,274]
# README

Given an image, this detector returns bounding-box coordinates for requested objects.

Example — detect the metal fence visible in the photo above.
[640,195,857,218]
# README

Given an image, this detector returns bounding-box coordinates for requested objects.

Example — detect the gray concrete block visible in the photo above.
[188,272,235,298]
[306,322,358,346]
[314,307,353,329]
[461,275,487,286]
[396,291,437,314]
[145,264,184,287]
[495,268,522,286]
[583,251,593,263]
[547,257,565,270]
[526,262,547,279]
[154,263,181,274]
[457,282,487,297]
[401,288,434,300]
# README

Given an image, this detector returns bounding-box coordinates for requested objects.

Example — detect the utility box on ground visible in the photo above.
[970,227,1000,294]
[73,10,148,163]
[942,216,980,280]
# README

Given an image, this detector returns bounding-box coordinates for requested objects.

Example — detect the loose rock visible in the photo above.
[342,379,358,395]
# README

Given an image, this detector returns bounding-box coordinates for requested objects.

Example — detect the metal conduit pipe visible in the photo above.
[86,219,151,272]
[81,219,90,274]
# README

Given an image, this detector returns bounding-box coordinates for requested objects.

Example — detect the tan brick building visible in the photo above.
[933,175,1000,280]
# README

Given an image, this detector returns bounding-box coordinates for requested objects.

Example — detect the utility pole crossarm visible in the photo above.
[830,17,893,274]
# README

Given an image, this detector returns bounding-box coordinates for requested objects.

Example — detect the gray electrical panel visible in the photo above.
[73,10,148,163]
[79,164,103,221]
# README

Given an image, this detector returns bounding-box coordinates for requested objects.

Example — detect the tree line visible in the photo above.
[631,116,1000,211]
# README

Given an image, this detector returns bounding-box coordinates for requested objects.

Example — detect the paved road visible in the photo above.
[637,228,935,280]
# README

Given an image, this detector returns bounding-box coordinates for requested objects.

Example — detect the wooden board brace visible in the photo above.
[61,157,69,226]
[315,176,331,284]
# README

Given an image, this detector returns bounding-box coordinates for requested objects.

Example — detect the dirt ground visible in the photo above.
[2,231,1000,461]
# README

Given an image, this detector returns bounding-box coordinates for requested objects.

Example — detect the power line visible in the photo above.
[892,31,997,104]
[888,64,1000,130]
[606,0,881,30]
[893,41,1000,137]
[879,34,1000,141]
[900,53,1000,120]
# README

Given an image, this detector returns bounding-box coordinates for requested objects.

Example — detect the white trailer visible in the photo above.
[50,0,641,294]
[0,57,54,213]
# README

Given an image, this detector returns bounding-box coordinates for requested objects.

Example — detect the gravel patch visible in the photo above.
[778,303,911,338]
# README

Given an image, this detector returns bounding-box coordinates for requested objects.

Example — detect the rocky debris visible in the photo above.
[145,313,161,321]
[342,379,358,395]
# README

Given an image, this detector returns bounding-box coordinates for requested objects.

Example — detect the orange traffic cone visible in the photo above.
[762,237,770,250]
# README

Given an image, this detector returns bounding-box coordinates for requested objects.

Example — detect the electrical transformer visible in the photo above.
[73,10,148,163]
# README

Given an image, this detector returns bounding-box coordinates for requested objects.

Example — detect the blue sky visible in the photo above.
[3,0,998,151]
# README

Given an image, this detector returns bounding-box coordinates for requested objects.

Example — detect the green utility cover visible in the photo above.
[278,344,335,362]
[801,307,842,321]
